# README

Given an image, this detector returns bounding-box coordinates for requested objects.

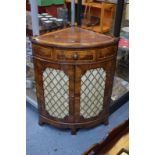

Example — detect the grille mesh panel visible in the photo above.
[80,68,106,118]
[43,68,69,119]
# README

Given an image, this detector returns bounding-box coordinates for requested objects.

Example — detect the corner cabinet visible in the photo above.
[32,27,118,134]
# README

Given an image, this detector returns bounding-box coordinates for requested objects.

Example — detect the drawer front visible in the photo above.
[55,50,96,62]
[32,44,54,59]
[97,46,117,60]
[32,44,117,62]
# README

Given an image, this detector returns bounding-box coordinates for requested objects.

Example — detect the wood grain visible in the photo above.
[83,120,129,155]
[32,27,118,134]
[32,27,118,49]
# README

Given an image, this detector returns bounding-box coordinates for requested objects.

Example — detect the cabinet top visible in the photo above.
[32,27,118,49]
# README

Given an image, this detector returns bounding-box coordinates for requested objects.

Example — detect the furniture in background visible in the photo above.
[32,27,118,134]
[65,0,115,33]
[82,1,115,33]
[83,119,129,155]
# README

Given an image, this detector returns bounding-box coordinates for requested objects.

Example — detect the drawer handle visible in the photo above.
[72,54,79,60]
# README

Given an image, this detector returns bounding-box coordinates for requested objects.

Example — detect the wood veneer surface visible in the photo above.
[32,27,117,49]
[99,129,129,155]
[32,27,118,134]
[83,120,129,154]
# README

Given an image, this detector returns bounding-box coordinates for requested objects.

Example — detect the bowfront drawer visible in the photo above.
[97,46,117,60]
[32,44,54,59]
[55,49,96,62]
[32,44,117,62]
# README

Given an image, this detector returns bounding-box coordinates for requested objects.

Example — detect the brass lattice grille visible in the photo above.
[43,68,69,119]
[80,68,106,118]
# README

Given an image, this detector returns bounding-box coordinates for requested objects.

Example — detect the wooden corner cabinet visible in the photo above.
[32,27,118,134]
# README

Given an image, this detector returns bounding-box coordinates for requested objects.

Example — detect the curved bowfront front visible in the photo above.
[32,27,118,134]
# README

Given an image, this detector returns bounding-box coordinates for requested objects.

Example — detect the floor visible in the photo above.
[26,102,129,155]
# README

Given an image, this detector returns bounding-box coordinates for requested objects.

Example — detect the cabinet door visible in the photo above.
[33,58,75,123]
[74,59,116,122]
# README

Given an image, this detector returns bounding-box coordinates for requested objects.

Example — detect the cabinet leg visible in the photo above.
[39,118,45,126]
[71,127,77,135]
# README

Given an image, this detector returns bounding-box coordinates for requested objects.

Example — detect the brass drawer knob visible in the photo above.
[72,54,79,60]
